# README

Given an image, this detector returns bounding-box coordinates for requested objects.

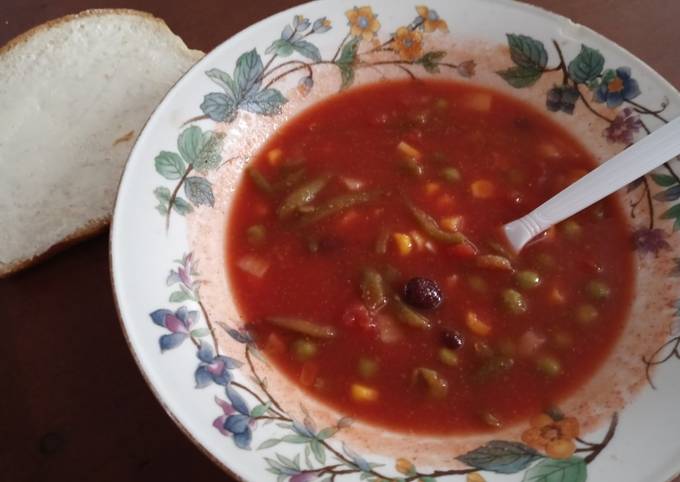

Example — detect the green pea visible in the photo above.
[246,224,266,246]
[438,348,459,366]
[293,339,318,361]
[440,167,461,183]
[515,270,541,290]
[358,358,378,379]
[576,304,599,324]
[535,253,556,270]
[398,157,424,177]
[536,355,562,377]
[468,275,487,293]
[561,219,582,239]
[586,280,611,300]
[501,289,527,314]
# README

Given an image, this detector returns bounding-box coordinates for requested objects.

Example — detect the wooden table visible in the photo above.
[1,1,678,480]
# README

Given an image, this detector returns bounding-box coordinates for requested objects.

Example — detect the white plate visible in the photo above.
[111,1,680,480]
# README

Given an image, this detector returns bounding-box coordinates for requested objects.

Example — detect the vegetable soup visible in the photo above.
[227,79,634,434]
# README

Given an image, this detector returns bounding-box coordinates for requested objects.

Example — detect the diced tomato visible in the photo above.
[264,332,286,355]
[342,302,377,333]
[449,241,479,258]
[300,361,320,386]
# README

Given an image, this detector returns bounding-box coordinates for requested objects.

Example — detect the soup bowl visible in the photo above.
[110,0,680,480]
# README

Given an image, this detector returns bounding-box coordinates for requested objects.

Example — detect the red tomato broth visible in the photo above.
[226,79,634,434]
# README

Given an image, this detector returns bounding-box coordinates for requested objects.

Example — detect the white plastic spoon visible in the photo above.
[503,116,680,253]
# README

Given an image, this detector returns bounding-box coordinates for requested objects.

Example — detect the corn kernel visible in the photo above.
[267,148,283,165]
[466,311,491,336]
[465,92,493,112]
[351,383,379,402]
[539,142,561,158]
[471,179,494,199]
[424,181,441,195]
[393,233,413,255]
[397,140,422,160]
[440,216,463,232]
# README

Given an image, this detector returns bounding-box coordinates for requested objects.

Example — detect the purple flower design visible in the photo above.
[150,306,199,351]
[212,385,253,449]
[604,107,643,144]
[167,253,198,301]
[594,67,641,108]
[632,228,671,255]
[195,341,243,388]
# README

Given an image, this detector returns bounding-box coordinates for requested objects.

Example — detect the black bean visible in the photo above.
[441,329,464,350]
[402,277,442,310]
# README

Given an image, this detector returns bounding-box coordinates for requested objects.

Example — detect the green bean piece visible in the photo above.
[412,367,448,399]
[391,297,431,330]
[360,269,388,312]
[382,264,402,284]
[576,304,598,324]
[536,355,562,377]
[358,358,379,379]
[398,157,424,177]
[535,252,556,270]
[405,200,467,244]
[515,270,541,290]
[275,167,306,192]
[299,191,376,226]
[477,254,514,271]
[481,411,502,428]
[375,228,390,255]
[293,339,318,361]
[468,275,487,293]
[561,219,582,239]
[586,280,611,300]
[501,289,527,314]
[440,167,461,183]
[278,175,331,219]
[246,225,267,246]
[438,348,459,366]
[265,317,336,338]
[247,167,274,194]
[475,356,515,382]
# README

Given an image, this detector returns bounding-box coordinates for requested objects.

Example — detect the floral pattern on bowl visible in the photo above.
[110,1,680,481]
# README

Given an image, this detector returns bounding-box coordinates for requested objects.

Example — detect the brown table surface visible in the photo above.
[1,1,679,481]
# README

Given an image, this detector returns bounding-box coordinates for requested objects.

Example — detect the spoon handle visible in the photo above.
[517,116,680,239]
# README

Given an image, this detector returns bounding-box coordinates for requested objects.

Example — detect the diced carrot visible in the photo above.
[440,216,463,232]
[393,233,413,255]
[449,242,478,258]
[351,383,379,402]
[471,179,495,199]
[265,332,286,355]
[338,209,360,227]
[465,92,493,112]
[254,201,270,217]
[538,142,561,158]
[397,140,422,160]
[237,255,269,278]
[549,286,566,304]
[267,147,283,165]
[424,181,441,196]
[436,193,455,210]
[466,311,491,336]
[300,361,320,387]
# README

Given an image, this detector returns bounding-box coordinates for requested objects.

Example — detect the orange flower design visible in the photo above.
[521,414,580,459]
[346,6,381,41]
[415,6,449,33]
[393,27,423,61]
[395,457,415,475]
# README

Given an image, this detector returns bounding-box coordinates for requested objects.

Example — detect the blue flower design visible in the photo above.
[212,385,253,449]
[149,306,199,351]
[593,67,641,108]
[194,341,243,388]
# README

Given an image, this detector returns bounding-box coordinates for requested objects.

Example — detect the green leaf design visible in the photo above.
[205,68,239,100]
[417,51,447,73]
[257,438,281,450]
[568,45,605,83]
[661,204,680,220]
[507,34,548,70]
[154,186,171,203]
[155,151,185,180]
[235,49,264,98]
[178,126,204,165]
[522,457,586,482]
[281,434,310,444]
[169,290,192,302]
[653,185,680,202]
[498,65,543,88]
[338,37,360,65]
[190,327,210,337]
[201,92,237,122]
[292,39,322,62]
[173,196,194,215]
[242,88,288,115]
[266,38,295,57]
[316,427,338,440]
[310,438,326,464]
[250,402,271,417]
[338,63,355,90]
[457,441,542,474]
[652,173,678,187]
[192,131,225,173]
[184,176,215,206]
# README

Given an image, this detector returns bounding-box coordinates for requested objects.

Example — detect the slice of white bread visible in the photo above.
[0,9,203,277]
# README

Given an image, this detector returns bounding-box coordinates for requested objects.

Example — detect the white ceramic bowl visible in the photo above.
[111,1,680,480]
